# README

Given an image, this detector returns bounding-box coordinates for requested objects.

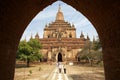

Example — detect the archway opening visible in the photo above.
[15,1,104,80]
[58,53,62,62]
[0,0,119,80]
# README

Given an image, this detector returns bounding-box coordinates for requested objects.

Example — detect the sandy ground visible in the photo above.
[14,63,55,80]
[66,64,105,80]
[14,63,105,80]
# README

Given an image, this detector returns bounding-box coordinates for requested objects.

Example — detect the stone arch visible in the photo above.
[0,0,119,80]
[58,52,62,62]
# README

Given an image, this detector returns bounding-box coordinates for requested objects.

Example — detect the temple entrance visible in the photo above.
[58,53,62,62]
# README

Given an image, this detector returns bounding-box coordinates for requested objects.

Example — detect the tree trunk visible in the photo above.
[87,56,93,66]
[27,59,30,67]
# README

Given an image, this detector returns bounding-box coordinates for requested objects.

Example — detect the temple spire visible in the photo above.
[87,33,90,40]
[35,32,39,39]
[80,31,85,39]
[30,33,33,40]
[58,4,61,12]
[93,36,95,42]
[56,4,64,21]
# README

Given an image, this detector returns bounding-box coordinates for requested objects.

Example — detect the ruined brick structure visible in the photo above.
[34,5,89,62]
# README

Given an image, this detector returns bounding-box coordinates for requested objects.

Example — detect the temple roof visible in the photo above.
[56,4,64,21]
[44,5,76,30]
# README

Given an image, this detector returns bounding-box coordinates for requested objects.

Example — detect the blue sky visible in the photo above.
[21,1,98,41]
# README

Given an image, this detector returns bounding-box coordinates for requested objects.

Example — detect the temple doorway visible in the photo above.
[58,53,62,62]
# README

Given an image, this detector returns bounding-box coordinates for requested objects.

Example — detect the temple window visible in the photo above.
[48,35,50,38]
[69,34,72,38]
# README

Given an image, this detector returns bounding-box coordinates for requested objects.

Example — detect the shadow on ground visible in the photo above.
[69,74,85,80]
[15,63,36,68]
[69,73,104,80]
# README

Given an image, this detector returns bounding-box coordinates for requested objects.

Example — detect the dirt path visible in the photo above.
[46,67,69,80]
[14,63,105,80]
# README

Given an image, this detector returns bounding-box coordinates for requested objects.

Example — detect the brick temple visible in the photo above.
[34,5,90,62]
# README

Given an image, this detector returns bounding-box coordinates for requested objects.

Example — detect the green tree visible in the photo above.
[17,39,42,67]
[78,37,102,66]
[28,38,42,54]
[92,38,102,63]
[17,40,32,61]
[92,38,101,50]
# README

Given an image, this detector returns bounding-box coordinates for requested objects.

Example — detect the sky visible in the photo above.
[21,1,98,41]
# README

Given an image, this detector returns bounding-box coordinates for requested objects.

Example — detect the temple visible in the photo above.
[35,5,90,62]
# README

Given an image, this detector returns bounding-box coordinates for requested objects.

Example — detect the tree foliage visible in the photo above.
[92,38,101,50]
[78,37,102,66]
[17,39,42,67]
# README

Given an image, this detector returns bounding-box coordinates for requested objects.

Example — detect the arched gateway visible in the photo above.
[0,0,119,80]
[58,53,62,62]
